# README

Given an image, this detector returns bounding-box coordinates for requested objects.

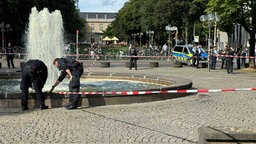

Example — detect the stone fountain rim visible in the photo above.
[0,71,192,98]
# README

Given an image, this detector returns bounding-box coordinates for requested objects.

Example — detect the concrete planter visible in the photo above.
[198,127,256,144]
[125,62,130,68]
[149,62,159,68]
[20,62,26,69]
[199,62,207,68]
[101,62,110,68]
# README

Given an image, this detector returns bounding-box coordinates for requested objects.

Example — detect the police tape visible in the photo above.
[85,55,98,73]
[217,54,254,59]
[1,52,256,59]
[56,87,256,96]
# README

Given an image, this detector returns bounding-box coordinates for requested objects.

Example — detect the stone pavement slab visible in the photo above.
[0,59,256,143]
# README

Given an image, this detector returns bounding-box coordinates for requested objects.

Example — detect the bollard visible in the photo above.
[101,62,110,68]
[20,62,25,69]
[125,62,130,68]
[149,62,159,68]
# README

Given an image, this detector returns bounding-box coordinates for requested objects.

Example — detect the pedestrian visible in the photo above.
[241,47,248,68]
[129,43,138,70]
[226,46,235,74]
[20,59,48,111]
[49,57,84,110]
[221,46,227,69]
[235,44,242,69]
[162,43,168,57]
[5,42,15,68]
[210,46,218,70]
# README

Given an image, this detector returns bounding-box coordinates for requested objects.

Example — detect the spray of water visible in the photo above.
[26,7,64,89]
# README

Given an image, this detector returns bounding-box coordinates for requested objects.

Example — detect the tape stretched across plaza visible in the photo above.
[56,87,256,96]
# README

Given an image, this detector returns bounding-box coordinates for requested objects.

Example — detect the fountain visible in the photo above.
[26,7,64,88]
[0,7,193,108]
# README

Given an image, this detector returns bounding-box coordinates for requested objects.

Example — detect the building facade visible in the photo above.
[79,12,116,44]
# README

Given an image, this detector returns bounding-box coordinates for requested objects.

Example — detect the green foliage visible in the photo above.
[103,25,114,38]
[101,46,129,55]
[204,0,256,58]
[112,0,206,46]
[0,0,84,46]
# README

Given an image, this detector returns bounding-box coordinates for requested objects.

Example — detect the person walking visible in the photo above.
[226,46,235,74]
[241,47,248,68]
[20,59,48,111]
[129,43,138,70]
[5,42,15,68]
[50,57,84,110]
[235,44,242,69]
[162,43,168,57]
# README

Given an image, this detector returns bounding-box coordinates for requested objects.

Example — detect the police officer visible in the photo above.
[20,59,48,111]
[192,45,201,68]
[192,45,197,67]
[210,46,218,70]
[226,46,235,74]
[129,43,138,70]
[50,57,84,110]
[5,42,15,68]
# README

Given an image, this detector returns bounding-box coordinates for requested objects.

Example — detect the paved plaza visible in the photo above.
[0,59,256,143]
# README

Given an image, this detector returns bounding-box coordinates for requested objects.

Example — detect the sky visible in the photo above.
[78,0,129,12]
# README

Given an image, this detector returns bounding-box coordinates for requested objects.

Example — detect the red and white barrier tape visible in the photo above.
[1,52,256,59]
[56,87,256,96]
[85,55,98,73]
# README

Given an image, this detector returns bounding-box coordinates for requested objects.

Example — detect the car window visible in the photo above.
[188,47,193,54]
[183,47,188,54]
[200,48,206,54]
[174,46,183,52]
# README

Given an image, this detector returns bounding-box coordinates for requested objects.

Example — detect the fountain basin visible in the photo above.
[0,71,192,108]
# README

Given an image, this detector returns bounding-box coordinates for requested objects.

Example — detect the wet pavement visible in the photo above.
[0,58,256,143]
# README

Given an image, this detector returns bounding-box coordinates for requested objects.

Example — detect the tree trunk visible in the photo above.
[185,25,188,45]
[249,32,256,68]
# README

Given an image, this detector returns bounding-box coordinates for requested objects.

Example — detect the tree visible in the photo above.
[0,0,84,46]
[205,0,256,68]
[103,25,114,38]
[112,0,144,44]
[153,0,203,45]
[112,0,207,46]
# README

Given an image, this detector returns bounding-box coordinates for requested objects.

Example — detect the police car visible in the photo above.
[172,45,208,66]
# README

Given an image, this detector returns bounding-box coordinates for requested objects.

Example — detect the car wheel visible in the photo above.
[187,60,191,66]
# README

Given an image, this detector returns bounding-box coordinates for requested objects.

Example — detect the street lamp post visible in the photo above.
[132,34,136,44]
[138,32,143,48]
[170,26,178,46]
[200,13,220,72]
[165,25,171,55]
[146,30,154,47]
[165,25,178,53]
[0,21,12,50]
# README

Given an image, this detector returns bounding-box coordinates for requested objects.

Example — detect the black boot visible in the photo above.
[65,103,77,110]
[22,106,29,111]
[40,105,49,110]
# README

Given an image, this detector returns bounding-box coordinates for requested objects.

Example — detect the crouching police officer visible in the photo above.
[20,59,48,111]
[50,57,84,110]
